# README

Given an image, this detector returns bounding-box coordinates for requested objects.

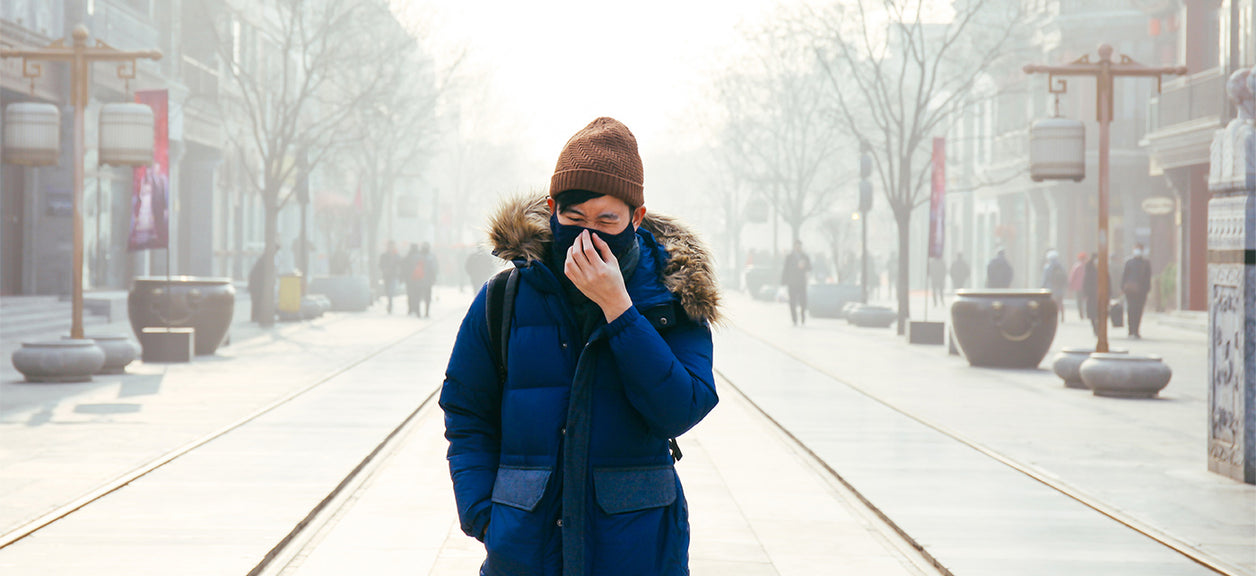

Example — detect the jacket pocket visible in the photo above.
[593,466,678,514]
[490,467,551,512]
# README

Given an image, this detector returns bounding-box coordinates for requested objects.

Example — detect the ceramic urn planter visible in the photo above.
[1079,353,1172,398]
[950,289,1059,368]
[129,276,236,355]
[1051,347,1127,389]
[11,339,106,383]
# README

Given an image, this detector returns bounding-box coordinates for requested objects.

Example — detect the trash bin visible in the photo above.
[278,273,304,321]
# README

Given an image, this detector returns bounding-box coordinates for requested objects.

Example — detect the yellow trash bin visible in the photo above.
[278,273,304,316]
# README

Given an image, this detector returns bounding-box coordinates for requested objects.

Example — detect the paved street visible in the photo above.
[0,287,1251,575]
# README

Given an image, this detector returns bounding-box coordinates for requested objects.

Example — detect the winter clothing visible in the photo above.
[986,253,1013,288]
[781,250,811,325]
[1122,253,1152,337]
[550,118,645,208]
[441,195,720,576]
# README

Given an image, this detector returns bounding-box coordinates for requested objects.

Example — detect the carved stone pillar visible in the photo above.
[1206,67,1256,484]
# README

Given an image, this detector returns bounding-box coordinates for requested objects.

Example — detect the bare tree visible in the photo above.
[808,0,1023,332]
[198,0,407,325]
[712,23,851,256]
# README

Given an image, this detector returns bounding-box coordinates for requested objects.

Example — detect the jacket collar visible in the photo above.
[487,194,722,325]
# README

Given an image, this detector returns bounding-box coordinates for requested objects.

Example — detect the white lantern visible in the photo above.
[3,102,60,166]
[99,102,154,166]
[1029,117,1085,182]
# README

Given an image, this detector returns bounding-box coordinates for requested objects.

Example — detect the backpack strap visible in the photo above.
[486,267,519,383]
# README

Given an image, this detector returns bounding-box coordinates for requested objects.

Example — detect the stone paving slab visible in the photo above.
[0,294,462,575]
[715,293,1252,575]
[283,371,936,576]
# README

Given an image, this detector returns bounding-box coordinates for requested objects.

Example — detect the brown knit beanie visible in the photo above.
[550,117,644,208]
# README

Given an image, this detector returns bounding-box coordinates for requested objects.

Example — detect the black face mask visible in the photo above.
[549,213,638,261]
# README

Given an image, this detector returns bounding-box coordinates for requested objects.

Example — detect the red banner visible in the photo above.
[928,137,946,260]
[128,90,169,251]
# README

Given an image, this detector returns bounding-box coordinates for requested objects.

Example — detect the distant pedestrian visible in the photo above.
[950,252,970,291]
[379,241,401,314]
[986,249,1013,288]
[1041,250,1067,322]
[1122,243,1152,339]
[403,244,421,316]
[1083,252,1100,336]
[407,242,438,317]
[1068,252,1087,320]
[781,239,812,325]
[929,257,946,306]
[464,247,495,290]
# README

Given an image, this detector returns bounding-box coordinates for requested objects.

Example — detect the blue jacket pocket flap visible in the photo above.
[491,467,551,512]
[593,467,677,514]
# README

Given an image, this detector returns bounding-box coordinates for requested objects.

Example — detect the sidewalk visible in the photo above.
[276,374,938,576]
[718,292,1251,575]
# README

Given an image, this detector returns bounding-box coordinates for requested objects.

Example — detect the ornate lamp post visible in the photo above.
[2,25,160,382]
[1024,44,1186,354]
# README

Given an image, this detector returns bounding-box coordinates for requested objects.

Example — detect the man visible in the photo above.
[780,240,812,325]
[411,242,439,317]
[380,240,401,314]
[1122,243,1152,338]
[950,252,970,291]
[440,118,719,576]
[929,256,946,306]
[1068,252,1087,320]
[1041,250,1067,322]
[1083,252,1100,336]
[403,243,421,316]
[987,248,1013,288]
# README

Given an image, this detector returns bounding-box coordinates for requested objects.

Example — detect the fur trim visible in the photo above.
[487,194,722,325]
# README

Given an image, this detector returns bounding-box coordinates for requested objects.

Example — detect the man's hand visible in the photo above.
[565,230,633,322]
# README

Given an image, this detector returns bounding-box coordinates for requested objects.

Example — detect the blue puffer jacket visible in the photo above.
[440,196,721,576]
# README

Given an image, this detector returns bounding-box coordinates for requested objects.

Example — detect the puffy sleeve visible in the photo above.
[439,287,501,541]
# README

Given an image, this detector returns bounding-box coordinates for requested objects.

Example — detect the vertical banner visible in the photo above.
[928,137,946,260]
[128,90,169,251]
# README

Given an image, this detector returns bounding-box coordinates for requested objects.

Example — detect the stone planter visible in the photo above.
[71,334,139,374]
[1052,347,1127,388]
[12,339,106,383]
[848,305,896,328]
[950,289,1059,368]
[129,276,235,355]
[1079,353,1172,398]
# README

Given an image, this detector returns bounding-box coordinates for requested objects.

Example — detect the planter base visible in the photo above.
[1052,347,1128,389]
[1080,353,1171,399]
[140,328,195,363]
[908,321,945,345]
[12,340,106,383]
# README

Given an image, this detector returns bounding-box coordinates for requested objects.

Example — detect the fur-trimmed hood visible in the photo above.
[487,194,721,325]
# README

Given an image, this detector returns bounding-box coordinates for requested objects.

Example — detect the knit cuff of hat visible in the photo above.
[550,168,644,208]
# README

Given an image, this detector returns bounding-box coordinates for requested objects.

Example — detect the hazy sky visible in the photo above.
[401,0,795,171]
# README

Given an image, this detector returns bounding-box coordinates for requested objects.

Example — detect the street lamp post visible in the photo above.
[1,25,162,340]
[1023,44,1185,353]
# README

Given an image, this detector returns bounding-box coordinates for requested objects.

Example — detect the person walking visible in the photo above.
[379,240,401,314]
[465,247,495,290]
[1068,252,1087,320]
[929,256,946,306]
[1042,250,1067,322]
[1122,243,1152,338]
[781,239,812,325]
[1083,252,1100,336]
[950,252,970,291]
[440,117,719,576]
[986,248,1013,288]
[410,242,438,318]
[403,243,421,316]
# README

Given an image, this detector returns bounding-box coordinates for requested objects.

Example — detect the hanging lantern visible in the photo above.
[1029,117,1085,182]
[3,102,61,166]
[99,102,154,166]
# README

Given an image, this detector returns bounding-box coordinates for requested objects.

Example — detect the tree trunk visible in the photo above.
[260,202,279,328]
[895,208,912,335]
